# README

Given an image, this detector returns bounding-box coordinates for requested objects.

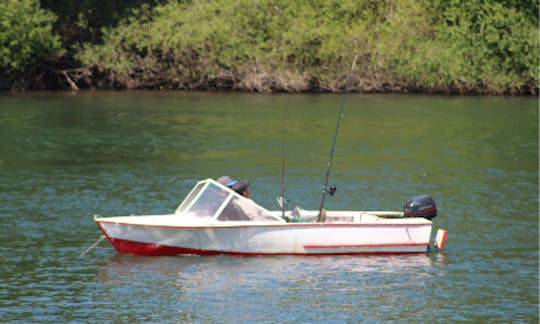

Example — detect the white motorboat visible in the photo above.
[95,178,447,256]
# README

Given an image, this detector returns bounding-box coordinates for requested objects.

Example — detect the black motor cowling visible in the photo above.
[403,195,437,220]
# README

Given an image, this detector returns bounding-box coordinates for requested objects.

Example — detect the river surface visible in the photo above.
[0,92,537,322]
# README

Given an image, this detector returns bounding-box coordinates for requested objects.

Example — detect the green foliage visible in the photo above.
[40,0,168,58]
[4,0,538,93]
[75,0,537,93]
[76,0,377,89]
[0,0,63,72]
[414,0,539,92]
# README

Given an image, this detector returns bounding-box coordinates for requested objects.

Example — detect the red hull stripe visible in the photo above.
[303,242,430,249]
[103,237,428,256]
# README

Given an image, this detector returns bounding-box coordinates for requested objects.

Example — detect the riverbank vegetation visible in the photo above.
[1,0,538,94]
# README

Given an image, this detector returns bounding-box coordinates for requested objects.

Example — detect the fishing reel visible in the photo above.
[322,185,337,196]
[329,185,337,196]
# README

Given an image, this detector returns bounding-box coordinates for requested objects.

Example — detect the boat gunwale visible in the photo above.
[94,218,433,229]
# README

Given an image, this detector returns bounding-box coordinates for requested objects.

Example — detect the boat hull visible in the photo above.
[96,218,433,256]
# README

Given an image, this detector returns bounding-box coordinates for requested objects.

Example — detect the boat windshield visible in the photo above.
[175,179,284,222]
[176,181,206,214]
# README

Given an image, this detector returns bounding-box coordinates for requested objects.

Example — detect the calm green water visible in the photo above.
[0,92,537,322]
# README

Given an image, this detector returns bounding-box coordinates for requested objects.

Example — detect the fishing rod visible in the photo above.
[280,110,286,218]
[317,55,358,221]
[278,105,287,218]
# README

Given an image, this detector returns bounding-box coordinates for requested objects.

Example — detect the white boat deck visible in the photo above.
[95,209,432,227]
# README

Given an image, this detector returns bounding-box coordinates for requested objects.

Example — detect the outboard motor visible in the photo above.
[403,195,437,220]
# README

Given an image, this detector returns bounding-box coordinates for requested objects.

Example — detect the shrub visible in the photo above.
[73,0,539,93]
[0,0,63,73]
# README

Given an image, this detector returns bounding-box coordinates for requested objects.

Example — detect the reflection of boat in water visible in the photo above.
[95,179,447,256]
[97,253,443,281]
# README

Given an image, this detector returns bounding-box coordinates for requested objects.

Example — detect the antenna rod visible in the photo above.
[280,106,287,218]
[317,55,358,221]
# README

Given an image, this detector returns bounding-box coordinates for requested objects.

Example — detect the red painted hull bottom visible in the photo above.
[106,237,428,256]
